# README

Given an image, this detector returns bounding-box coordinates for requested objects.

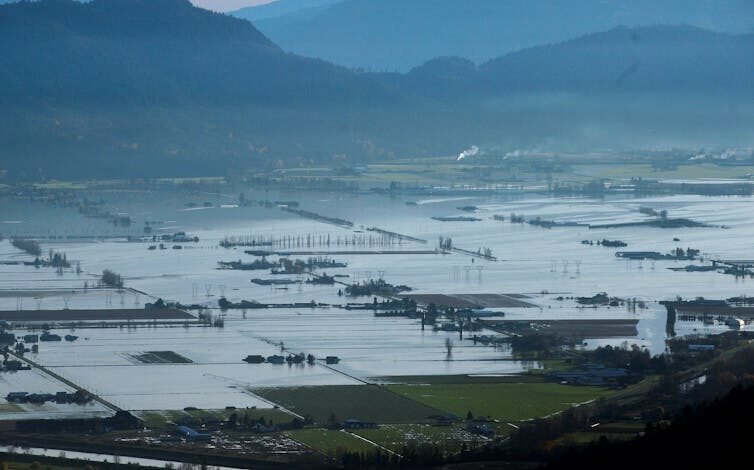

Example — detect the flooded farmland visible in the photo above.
[2,188,754,414]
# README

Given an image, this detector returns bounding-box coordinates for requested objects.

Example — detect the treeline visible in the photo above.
[16,410,142,434]
[339,443,449,468]
[345,279,412,297]
[10,238,72,269]
[282,207,354,228]
[41,250,70,268]
[11,237,41,256]
[275,257,347,274]
[579,343,667,374]
[511,333,574,359]
[225,412,305,432]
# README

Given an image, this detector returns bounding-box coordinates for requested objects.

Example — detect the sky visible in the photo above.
[191,0,274,12]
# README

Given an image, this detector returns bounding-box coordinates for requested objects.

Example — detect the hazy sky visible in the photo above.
[191,0,274,12]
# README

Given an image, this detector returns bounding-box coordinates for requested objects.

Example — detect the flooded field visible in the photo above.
[2,188,754,414]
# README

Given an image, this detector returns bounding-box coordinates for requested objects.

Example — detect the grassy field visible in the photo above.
[572,163,754,181]
[254,385,444,425]
[388,383,614,422]
[352,158,754,188]
[373,374,546,385]
[286,428,377,457]
[0,403,24,412]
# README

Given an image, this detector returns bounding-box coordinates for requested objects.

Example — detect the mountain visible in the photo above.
[0,0,405,178]
[0,0,389,106]
[249,0,754,71]
[480,25,754,91]
[401,26,754,95]
[381,26,754,156]
[0,0,752,180]
[231,0,340,22]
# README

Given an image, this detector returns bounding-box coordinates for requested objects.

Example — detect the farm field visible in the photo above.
[388,383,614,422]
[254,385,445,425]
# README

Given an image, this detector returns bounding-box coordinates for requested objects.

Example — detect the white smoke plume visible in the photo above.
[457,145,480,161]
[504,148,539,159]
[689,147,753,161]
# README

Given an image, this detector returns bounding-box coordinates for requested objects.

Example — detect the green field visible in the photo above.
[286,428,377,457]
[254,385,444,424]
[373,374,547,385]
[388,383,613,422]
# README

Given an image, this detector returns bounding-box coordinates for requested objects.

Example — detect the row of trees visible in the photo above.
[11,237,41,256]
[11,239,79,272]
[225,412,304,431]
[580,343,668,374]
[340,443,447,468]
[345,279,412,297]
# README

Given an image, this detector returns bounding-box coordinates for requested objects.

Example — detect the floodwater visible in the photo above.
[1,188,753,412]
[0,445,244,469]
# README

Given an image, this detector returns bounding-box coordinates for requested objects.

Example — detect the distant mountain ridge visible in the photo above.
[481,25,754,91]
[0,0,752,179]
[247,0,754,71]
[4,1,747,105]
[400,25,754,96]
[370,24,753,105]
